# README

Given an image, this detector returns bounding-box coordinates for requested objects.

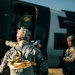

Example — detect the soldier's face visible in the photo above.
[17,33,21,42]
[17,38,21,42]
[67,40,73,47]
[17,31,24,42]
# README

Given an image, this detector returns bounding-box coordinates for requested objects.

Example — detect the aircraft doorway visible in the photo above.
[9,1,50,60]
[10,3,36,41]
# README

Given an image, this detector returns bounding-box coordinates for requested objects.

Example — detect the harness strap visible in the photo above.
[8,60,36,69]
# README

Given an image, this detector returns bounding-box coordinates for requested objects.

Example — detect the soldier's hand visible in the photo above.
[5,41,9,46]
[63,57,72,62]
[0,66,3,73]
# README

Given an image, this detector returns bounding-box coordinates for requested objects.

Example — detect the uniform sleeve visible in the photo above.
[35,48,48,74]
[0,51,9,73]
[64,49,69,56]
[63,50,75,62]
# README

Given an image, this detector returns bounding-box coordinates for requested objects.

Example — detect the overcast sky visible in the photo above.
[21,0,75,12]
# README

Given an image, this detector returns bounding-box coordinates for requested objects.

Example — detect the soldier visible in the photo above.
[17,12,34,40]
[18,12,33,29]
[0,26,48,75]
[62,35,75,75]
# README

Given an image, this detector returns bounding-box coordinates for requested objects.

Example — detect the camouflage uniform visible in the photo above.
[0,27,48,75]
[63,47,75,62]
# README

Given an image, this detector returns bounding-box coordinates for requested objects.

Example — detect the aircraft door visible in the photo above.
[9,1,50,60]
[9,2,36,41]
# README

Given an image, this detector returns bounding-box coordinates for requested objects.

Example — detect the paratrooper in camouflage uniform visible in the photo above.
[0,26,48,75]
